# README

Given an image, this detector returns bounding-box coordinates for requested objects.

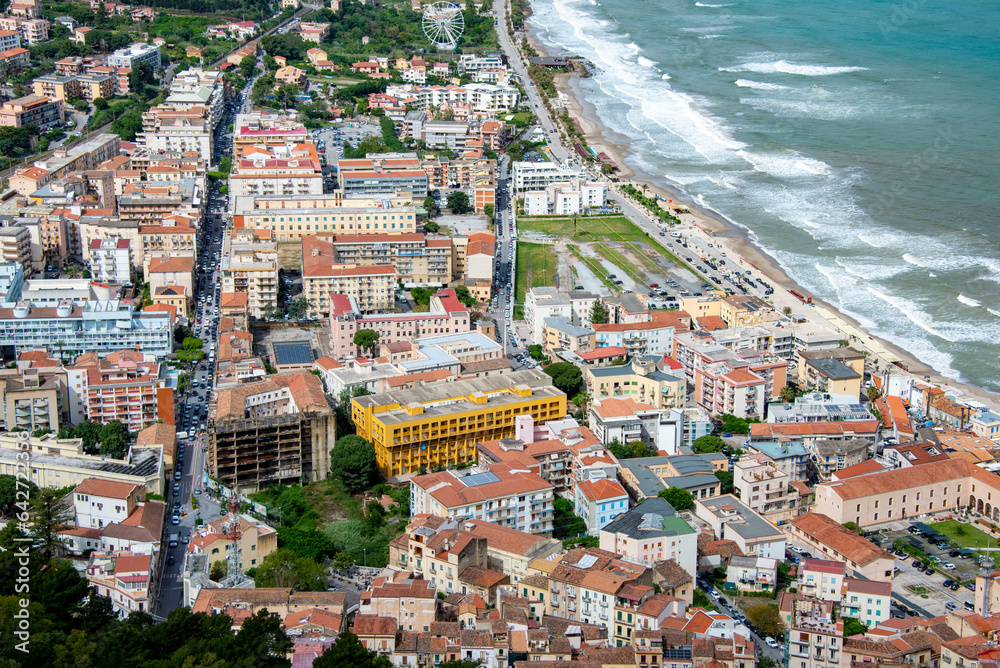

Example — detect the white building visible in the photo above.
[512,161,583,191]
[695,494,786,559]
[797,558,846,602]
[574,477,629,536]
[73,478,143,529]
[732,454,802,521]
[841,577,892,627]
[599,496,698,577]
[524,179,606,216]
[524,286,597,346]
[726,555,777,592]
[588,398,685,455]
[409,463,554,535]
[88,237,131,284]
[0,299,172,358]
[384,82,520,113]
[107,42,162,70]
[86,551,154,616]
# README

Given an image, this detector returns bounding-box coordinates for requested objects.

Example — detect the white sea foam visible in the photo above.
[989,308,1000,318]
[736,149,831,178]
[720,59,869,76]
[734,79,789,90]
[637,56,656,69]
[661,73,671,80]
[700,34,724,39]
[695,1,736,6]
[958,293,981,307]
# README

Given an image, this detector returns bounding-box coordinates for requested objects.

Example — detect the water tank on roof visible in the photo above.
[12,303,29,318]
[56,300,72,317]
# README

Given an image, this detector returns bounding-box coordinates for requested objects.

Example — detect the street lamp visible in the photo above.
[363,548,367,568]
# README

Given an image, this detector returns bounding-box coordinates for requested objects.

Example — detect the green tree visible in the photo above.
[31,487,73,558]
[552,497,587,538]
[543,362,584,396]
[657,486,694,511]
[779,384,796,403]
[93,97,109,111]
[182,336,203,350]
[843,521,863,535]
[210,560,227,581]
[353,328,380,356]
[240,54,257,79]
[447,190,470,214]
[692,435,727,454]
[867,384,880,402]
[483,202,494,223]
[527,344,546,361]
[453,284,477,307]
[745,603,786,639]
[759,658,776,668]
[714,469,734,494]
[629,440,657,458]
[589,298,609,324]
[288,297,311,319]
[255,547,328,590]
[424,219,440,233]
[329,435,379,493]
[230,608,294,668]
[98,420,130,459]
[314,631,391,668]
[0,474,37,516]
[276,525,336,560]
[719,413,753,434]
[423,195,439,217]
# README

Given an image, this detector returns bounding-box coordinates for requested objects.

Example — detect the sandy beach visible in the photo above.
[524,28,1000,412]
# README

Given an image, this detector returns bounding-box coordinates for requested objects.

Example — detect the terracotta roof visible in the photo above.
[653,559,692,589]
[411,463,551,508]
[822,458,970,501]
[215,370,328,421]
[751,420,880,438]
[459,566,508,588]
[577,346,627,360]
[577,477,627,502]
[789,512,893,565]
[74,478,139,499]
[148,255,194,274]
[136,422,176,459]
[593,310,691,332]
[832,459,886,479]
[352,614,396,635]
[462,519,557,557]
[591,397,655,419]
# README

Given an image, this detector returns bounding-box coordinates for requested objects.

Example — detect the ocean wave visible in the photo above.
[720,59,869,76]
[958,293,981,307]
[637,56,656,69]
[734,79,790,90]
[700,34,724,39]
[695,1,736,6]
[736,149,831,178]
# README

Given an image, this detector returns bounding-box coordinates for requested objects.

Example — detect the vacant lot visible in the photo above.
[519,215,697,278]
[514,241,559,317]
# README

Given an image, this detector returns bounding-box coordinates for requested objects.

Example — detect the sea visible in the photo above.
[527,0,1000,393]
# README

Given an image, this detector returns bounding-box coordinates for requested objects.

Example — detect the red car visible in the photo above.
[649,283,659,288]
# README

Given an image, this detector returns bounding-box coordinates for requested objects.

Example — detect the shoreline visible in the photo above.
[523,24,1000,412]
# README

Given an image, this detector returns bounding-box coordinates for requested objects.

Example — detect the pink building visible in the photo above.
[329,288,471,359]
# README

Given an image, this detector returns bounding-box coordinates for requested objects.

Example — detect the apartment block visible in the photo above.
[329,288,471,359]
[781,595,842,668]
[0,47,29,78]
[524,287,599,345]
[233,111,309,150]
[512,161,583,191]
[588,398,686,455]
[32,74,81,101]
[733,454,803,521]
[233,193,417,242]
[352,370,567,477]
[840,577,891,626]
[796,558,845,603]
[220,229,278,318]
[0,366,64,433]
[187,513,278,572]
[86,552,154,616]
[411,463,554,535]
[306,232,453,288]
[390,515,562,587]
[0,94,63,130]
[66,355,168,432]
[617,452,725,501]
[384,82,519,113]
[301,235,395,317]
[107,42,162,70]
[584,355,686,411]
[337,153,429,198]
[88,237,131,284]
[0,300,171,358]
[229,142,323,198]
[599,497,697,576]
[524,179,607,216]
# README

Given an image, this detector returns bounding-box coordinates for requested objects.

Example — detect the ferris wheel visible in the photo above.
[422,1,465,50]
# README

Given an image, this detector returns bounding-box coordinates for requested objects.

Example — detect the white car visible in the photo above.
[765,638,779,648]
[941,562,957,570]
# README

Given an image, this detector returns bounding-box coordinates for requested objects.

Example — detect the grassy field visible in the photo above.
[514,241,559,319]
[934,520,999,550]
[519,215,699,278]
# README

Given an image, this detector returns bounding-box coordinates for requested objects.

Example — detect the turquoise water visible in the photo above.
[528,0,1000,392]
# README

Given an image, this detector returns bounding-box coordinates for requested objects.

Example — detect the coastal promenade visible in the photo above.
[494,0,997,410]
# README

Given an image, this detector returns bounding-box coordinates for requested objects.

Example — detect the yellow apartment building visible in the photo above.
[352,370,567,477]
[233,193,417,242]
